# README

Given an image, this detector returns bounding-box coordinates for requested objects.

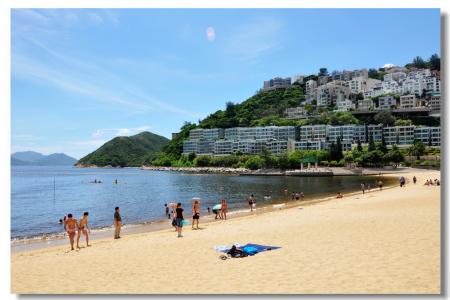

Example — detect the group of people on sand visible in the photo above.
[61,206,123,250]
[290,192,304,201]
[360,180,384,194]
[60,212,91,251]
[424,178,440,186]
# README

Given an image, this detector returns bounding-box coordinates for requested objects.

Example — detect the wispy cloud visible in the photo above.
[225,18,284,61]
[91,126,151,138]
[12,41,201,118]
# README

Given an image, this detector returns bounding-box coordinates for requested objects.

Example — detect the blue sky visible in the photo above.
[11,9,440,159]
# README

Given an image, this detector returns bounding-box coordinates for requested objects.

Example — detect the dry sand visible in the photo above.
[11,170,441,294]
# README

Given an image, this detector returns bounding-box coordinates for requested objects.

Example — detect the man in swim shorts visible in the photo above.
[192,200,200,229]
[77,212,90,248]
[65,214,78,251]
[114,207,122,239]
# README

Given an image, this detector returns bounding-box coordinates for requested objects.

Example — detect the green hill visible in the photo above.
[77,131,169,167]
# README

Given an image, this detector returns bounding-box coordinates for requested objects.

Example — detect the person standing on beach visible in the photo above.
[413,176,417,184]
[175,203,184,238]
[77,212,90,248]
[400,176,406,187]
[361,183,365,194]
[65,214,78,251]
[192,200,200,230]
[378,180,383,190]
[165,204,169,217]
[114,207,122,239]
[220,199,228,220]
[300,192,304,201]
[248,194,255,212]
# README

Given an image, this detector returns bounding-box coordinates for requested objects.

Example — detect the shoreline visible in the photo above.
[11,178,396,253]
[11,169,441,293]
[74,164,438,177]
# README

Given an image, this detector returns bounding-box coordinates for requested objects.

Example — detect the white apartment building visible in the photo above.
[189,128,224,140]
[293,140,324,151]
[305,80,317,95]
[400,95,417,109]
[367,124,383,142]
[378,95,397,110]
[299,125,327,141]
[336,96,354,111]
[285,106,308,119]
[348,77,381,94]
[402,78,424,95]
[358,99,375,111]
[429,94,440,113]
[383,72,406,82]
[263,77,292,90]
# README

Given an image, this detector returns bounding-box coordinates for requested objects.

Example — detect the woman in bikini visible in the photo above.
[77,212,90,248]
[220,199,228,220]
[192,200,200,230]
[65,214,78,251]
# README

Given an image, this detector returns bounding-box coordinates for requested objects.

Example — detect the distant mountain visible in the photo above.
[11,151,77,166]
[11,151,45,162]
[11,157,31,166]
[76,131,170,167]
[35,153,77,166]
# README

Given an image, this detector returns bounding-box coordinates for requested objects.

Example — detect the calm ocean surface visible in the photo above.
[11,166,389,239]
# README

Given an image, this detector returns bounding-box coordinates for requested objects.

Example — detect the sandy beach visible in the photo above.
[11,170,440,294]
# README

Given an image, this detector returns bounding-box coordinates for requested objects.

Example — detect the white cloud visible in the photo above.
[206,26,215,41]
[383,63,396,69]
[90,126,151,138]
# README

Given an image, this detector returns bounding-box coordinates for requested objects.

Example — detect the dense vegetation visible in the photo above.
[152,138,439,170]
[77,132,169,167]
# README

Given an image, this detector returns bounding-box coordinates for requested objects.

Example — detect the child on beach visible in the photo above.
[77,212,90,248]
[164,204,169,217]
[248,194,255,212]
[65,214,78,251]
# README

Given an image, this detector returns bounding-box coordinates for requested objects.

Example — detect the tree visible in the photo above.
[428,54,440,71]
[194,155,211,167]
[368,133,376,152]
[245,156,264,170]
[378,136,388,153]
[412,56,427,69]
[362,150,384,167]
[357,138,363,152]
[374,110,396,126]
[319,68,328,76]
[408,140,426,160]
[368,68,380,80]
[383,145,404,168]
[328,140,343,162]
[395,119,413,126]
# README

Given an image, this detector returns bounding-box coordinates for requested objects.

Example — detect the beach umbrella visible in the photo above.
[212,204,222,210]
[191,197,201,204]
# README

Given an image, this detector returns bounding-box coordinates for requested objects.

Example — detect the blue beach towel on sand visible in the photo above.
[218,243,280,256]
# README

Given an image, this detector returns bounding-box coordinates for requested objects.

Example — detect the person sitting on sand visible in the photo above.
[114,207,122,239]
[220,199,228,220]
[65,214,78,251]
[436,180,440,186]
[336,192,343,199]
[192,200,200,230]
[77,212,90,248]
[175,203,184,238]
[248,194,255,212]
[424,180,430,186]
